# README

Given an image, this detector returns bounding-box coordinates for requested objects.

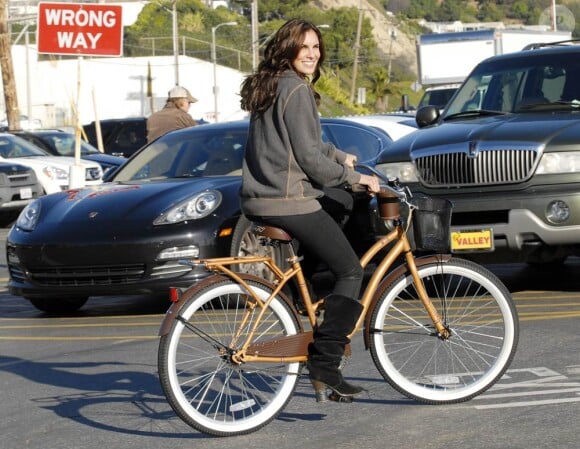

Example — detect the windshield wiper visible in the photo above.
[443,109,507,120]
[172,172,203,178]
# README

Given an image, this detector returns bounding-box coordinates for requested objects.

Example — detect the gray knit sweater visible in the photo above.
[240,70,361,217]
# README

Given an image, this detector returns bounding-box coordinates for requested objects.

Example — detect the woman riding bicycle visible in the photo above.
[239,18,380,400]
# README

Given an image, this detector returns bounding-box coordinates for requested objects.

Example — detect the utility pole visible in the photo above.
[251,0,259,70]
[172,0,179,85]
[0,0,21,130]
[349,1,363,104]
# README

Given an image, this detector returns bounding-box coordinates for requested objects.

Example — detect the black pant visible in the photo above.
[317,186,353,226]
[248,204,363,300]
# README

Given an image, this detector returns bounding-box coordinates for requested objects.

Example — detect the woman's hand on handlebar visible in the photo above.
[343,153,357,168]
[353,163,406,198]
[358,174,381,194]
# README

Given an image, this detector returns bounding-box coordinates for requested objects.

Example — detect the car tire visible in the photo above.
[229,215,291,282]
[27,297,88,314]
[0,210,20,227]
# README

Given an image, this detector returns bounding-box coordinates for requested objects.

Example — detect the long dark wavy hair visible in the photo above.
[240,18,326,114]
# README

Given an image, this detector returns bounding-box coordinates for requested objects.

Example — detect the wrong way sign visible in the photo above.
[37,2,123,56]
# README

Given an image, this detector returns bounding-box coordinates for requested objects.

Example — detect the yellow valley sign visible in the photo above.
[451,229,493,252]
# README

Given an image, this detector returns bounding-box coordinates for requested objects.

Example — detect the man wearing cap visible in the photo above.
[146,86,198,142]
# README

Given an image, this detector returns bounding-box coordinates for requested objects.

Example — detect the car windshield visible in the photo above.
[418,87,457,109]
[0,134,50,158]
[114,127,247,182]
[43,133,100,156]
[444,51,580,118]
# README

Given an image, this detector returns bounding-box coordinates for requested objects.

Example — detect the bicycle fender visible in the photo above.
[158,273,301,337]
[363,254,452,349]
[158,274,229,336]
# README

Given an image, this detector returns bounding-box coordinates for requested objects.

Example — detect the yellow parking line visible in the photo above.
[514,294,580,301]
[518,311,580,320]
[0,335,158,341]
[0,314,166,322]
[0,310,578,341]
[515,302,580,308]
[0,321,161,330]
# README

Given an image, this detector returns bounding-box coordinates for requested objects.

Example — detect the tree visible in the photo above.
[433,0,463,21]
[0,0,20,130]
[406,0,439,20]
[477,1,504,21]
[509,1,529,20]
[368,68,392,111]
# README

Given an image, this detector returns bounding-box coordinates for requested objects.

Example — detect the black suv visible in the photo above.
[83,117,147,158]
[0,162,41,226]
[375,42,580,264]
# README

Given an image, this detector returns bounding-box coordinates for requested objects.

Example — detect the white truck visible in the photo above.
[416,28,572,110]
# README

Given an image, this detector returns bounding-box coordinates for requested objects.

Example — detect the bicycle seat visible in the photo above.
[251,223,293,243]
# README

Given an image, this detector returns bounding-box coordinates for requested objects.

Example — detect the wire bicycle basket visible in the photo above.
[410,195,453,253]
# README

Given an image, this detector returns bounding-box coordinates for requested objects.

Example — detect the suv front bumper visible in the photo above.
[370,183,580,259]
[446,185,580,251]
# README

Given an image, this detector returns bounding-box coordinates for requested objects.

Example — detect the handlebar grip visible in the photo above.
[355,163,406,198]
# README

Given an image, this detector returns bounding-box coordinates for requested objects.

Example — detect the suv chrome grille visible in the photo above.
[414,144,541,187]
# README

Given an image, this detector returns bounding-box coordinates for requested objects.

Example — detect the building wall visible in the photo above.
[4,46,248,127]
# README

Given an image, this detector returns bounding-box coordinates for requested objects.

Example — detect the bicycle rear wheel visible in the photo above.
[158,278,302,436]
[369,257,518,404]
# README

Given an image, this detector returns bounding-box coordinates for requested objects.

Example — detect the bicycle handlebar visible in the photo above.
[354,163,407,199]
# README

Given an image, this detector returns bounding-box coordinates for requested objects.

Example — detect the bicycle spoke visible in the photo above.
[158,278,302,436]
[370,258,518,404]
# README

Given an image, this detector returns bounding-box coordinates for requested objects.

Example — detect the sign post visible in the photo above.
[37,2,123,188]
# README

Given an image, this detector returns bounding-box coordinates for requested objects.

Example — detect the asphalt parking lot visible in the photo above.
[1,227,579,449]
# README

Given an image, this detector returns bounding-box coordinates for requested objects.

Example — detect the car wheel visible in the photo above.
[525,247,568,265]
[27,297,88,314]
[230,215,290,282]
[0,210,20,227]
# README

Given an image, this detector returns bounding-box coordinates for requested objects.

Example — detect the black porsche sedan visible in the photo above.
[6,118,391,313]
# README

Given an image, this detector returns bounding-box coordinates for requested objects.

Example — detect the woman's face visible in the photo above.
[292,29,320,76]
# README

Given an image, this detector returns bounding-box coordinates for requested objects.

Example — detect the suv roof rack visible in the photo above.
[523,39,580,50]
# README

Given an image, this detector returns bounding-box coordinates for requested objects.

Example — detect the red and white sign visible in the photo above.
[37,2,123,56]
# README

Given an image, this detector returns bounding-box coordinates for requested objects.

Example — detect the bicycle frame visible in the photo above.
[158,158,519,437]
[167,216,450,366]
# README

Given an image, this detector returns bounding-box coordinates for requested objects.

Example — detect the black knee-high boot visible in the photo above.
[307,294,364,398]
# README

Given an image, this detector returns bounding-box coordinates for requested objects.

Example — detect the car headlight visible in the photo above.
[42,165,68,180]
[375,162,418,183]
[536,152,580,174]
[16,199,41,231]
[153,190,222,225]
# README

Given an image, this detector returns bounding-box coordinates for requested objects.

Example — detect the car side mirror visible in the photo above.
[415,106,440,128]
[102,166,120,182]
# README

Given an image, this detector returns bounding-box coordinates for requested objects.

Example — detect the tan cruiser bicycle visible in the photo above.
[157,164,519,437]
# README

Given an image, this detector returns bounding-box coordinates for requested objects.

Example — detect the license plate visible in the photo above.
[20,187,32,199]
[451,228,494,252]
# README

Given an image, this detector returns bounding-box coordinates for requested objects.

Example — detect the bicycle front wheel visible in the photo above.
[369,257,518,404]
[158,278,302,437]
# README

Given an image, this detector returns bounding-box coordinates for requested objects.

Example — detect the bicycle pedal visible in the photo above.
[296,307,320,317]
[294,302,320,316]
[328,392,353,403]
